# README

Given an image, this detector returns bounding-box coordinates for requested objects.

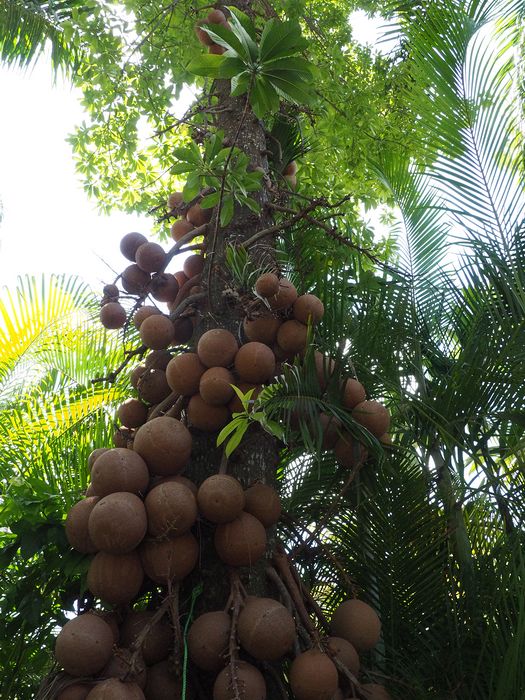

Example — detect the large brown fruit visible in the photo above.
[326,636,360,675]
[130,365,146,389]
[121,265,150,295]
[187,394,230,432]
[120,232,148,261]
[55,614,114,677]
[156,474,198,495]
[166,353,206,395]
[199,366,235,405]
[91,448,149,497]
[293,294,324,325]
[360,684,392,700]
[183,253,205,278]
[135,242,165,273]
[243,315,281,345]
[197,474,245,523]
[186,203,212,227]
[197,329,238,368]
[120,610,172,665]
[207,8,227,23]
[145,481,197,537]
[255,273,280,298]
[237,597,296,661]
[146,350,173,370]
[167,191,183,210]
[234,342,275,383]
[88,448,109,472]
[133,306,161,330]
[150,273,179,303]
[268,278,297,310]
[331,599,381,651]
[333,433,368,469]
[86,680,145,699]
[100,302,127,329]
[244,482,281,527]
[342,378,366,409]
[352,400,390,437]
[118,398,148,429]
[87,551,144,605]
[187,611,230,672]
[88,492,147,554]
[137,369,171,405]
[289,649,338,700]
[170,218,193,242]
[213,661,266,700]
[57,685,91,700]
[140,315,175,351]
[134,416,192,475]
[65,497,99,553]
[276,320,308,355]
[144,660,185,700]
[214,512,267,567]
[140,533,198,584]
[101,647,147,688]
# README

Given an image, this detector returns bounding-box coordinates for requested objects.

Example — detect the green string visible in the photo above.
[181,582,204,700]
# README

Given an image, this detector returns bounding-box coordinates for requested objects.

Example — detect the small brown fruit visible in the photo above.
[237,597,296,660]
[276,320,308,355]
[342,379,366,409]
[144,660,184,699]
[139,315,175,350]
[65,497,99,553]
[214,511,267,567]
[352,400,390,437]
[117,398,148,428]
[293,294,324,325]
[209,44,225,55]
[101,647,147,688]
[140,532,199,584]
[100,302,126,329]
[244,483,281,527]
[137,368,171,405]
[133,305,161,330]
[197,329,238,368]
[135,242,165,273]
[268,278,298,310]
[85,679,145,699]
[88,492,147,554]
[235,342,276,383]
[199,366,235,405]
[121,264,150,295]
[197,474,245,523]
[120,610,172,665]
[289,649,338,700]
[331,599,381,651]
[113,427,135,448]
[188,611,230,672]
[87,551,144,605]
[145,350,172,370]
[167,191,184,210]
[207,8,227,23]
[170,218,193,241]
[186,203,212,227]
[326,636,360,675]
[55,614,114,677]
[88,448,109,472]
[283,160,297,175]
[187,394,230,432]
[166,353,206,395]
[173,317,194,344]
[243,315,281,345]
[150,273,179,303]
[213,661,266,700]
[120,232,147,261]
[333,432,368,469]
[91,448,149,497]
[134,416,192,475]
[130,365,146,389]
[145,481,197,537]
[57,685,91,700]
[255,273,280,298]
[183,253,205,278]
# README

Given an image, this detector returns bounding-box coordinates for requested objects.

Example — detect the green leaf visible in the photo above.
[220,195,235,226]
[201,24,249,60]
[259,19,308,62]
[217,416,244,446]
[251,77,280,117]
[218,56,246,79]
[230,385,255,411]
[225,7,258,61]
[200,191,220,209]
[231,71,251,97]
[187,52,225,78]
[225,421,249,456]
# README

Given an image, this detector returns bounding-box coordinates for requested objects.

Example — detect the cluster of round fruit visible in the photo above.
[194,8,230,55]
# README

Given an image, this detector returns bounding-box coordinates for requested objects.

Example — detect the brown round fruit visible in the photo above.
[186,203,212,227]
[173,317,194,344]
[100,302,126,329]
[235,342,276,383]
[150,273,179,303]
[130,365,146,389]
[145,481,197,537]
[197,329,238,368]
[283,160,298,176]
[140,532,198,584]
[167,191,184,210]
[144,660,184,699]
[88,492,147,554]
[87,551,144,605]
[113,427,135,448]
[139,315,175,350]
[118,398,148,428]
[65,497,99,553]
[243,315,281,345]
[188,610,230,672]
[333,432,368,469]
[187,394,230,432]
[197,474,245,524]
[209,44,225,55]
[268,278,297,310]
[326,636,360,675]
[213,661,266,700]
[134,416,192,475]
[207,8,227,23]
[255,273,280,298]
[133,305,161,330]
[157,474,198,495]
[91,448,149,497]
[135,242,165,273]
[183,254,205,278]
[170,218,193,242]
[88,448,109,472]
[331,599,381,652]
[244,482,281,527]
[166,353,206,395]
[57,684,91,700]
[293,294,324,325]
[120,610,172,665]
[120,232,147,261]
[85,679,145,699]
[195,23,214,45]
[121,264,150,295]
[289,649,338,700]
[145,350,173,370]
[199,366,235,405]
[214,511,267,567]
[55,614,114,677]
[352,400,390,437]
[342,379,366,410]
[101,647,147,688]
[137,368,171,405]
[237,597,296,660]
[360,684,392,700]
[277,320,308,355]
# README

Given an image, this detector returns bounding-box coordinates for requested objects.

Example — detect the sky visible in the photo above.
[0,11,389,294]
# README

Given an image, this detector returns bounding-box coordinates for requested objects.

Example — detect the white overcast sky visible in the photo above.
[0,12,388,293]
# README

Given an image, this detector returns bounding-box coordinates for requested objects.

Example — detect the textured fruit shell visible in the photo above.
[55,614,114,677]
[214,511,267,567]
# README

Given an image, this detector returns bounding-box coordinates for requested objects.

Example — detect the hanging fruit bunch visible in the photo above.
[40,5,394,700]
